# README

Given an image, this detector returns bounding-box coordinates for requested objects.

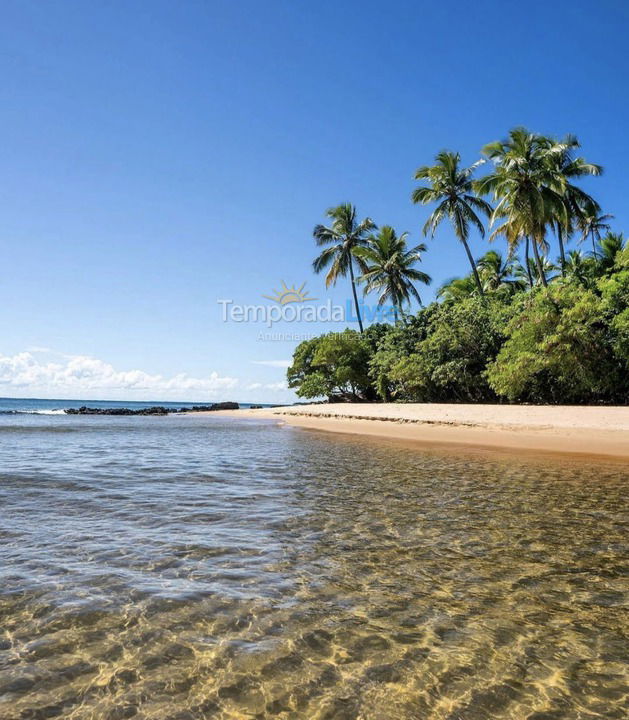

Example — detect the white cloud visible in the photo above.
[0,351,238,401]
[251,360,291,368]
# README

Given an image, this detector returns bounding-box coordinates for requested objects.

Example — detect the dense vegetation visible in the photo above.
[289,127,628,405]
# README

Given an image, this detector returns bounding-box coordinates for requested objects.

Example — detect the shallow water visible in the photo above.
[0,414,627,719]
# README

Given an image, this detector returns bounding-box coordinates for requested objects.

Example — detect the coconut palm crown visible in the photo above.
[412,150,491,297]
[437,250,526,302]
[577,205,614,260]
[596,232,625,273]
[475,128,601,287]
[354,226,431,321]
[476,250,527,295]
[312,203,376,332]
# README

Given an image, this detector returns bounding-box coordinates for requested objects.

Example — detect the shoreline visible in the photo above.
[211,403,629,461]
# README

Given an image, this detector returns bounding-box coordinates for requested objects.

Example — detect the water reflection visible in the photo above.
[0,416,627,718]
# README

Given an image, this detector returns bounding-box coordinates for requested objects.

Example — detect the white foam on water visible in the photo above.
[25,409,67,415]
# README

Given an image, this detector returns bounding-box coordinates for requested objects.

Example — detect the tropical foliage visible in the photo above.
[287,328,379,402]
[487,284,625,403]
[294,127,628,404]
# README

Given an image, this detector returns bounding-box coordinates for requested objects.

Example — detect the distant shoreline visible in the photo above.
[209,403,629,461]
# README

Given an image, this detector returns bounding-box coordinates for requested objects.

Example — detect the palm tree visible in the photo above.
[522,236,535,288]
[437,274,477,302]
[412,150,491,297]
[476,250,527,295]
[437,251,525,302]
[548,136,602,274]
[596,232,625,273]
[577,205,613,260]
[312,203,376,332]
[355,226,431,322]
[527,255,559,286]
[475,128,597,288]
[564,250,597,290]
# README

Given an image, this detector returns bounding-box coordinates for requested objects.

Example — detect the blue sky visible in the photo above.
[1,0,627,402]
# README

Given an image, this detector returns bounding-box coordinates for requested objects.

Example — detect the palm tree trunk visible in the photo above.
[558,228,566,276]
[389,282,399,324]
[348,259,364,333]
[591,233,598,260]
[524,236,534,288]
[532,237,548,288]
[461,238,484,297]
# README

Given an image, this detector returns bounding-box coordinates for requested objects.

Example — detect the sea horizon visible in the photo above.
[0,396,274,414]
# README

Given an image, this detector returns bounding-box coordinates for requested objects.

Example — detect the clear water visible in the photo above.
[0,412,627,719]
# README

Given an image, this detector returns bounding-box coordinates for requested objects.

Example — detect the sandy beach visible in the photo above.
[213,403,629,460]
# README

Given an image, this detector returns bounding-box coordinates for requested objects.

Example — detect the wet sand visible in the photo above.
[212,403,629,460]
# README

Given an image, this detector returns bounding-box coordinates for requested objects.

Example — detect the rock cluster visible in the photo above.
[64,402,240,416]
[65,406,169,416]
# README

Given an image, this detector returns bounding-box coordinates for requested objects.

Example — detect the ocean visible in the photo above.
[0,400,627,718]
[0,397,266,415]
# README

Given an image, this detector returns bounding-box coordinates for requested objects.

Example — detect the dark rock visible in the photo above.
[210,401,239,411]
[64,402,239,416]
[65,406,169,416]
[178,402,240,412]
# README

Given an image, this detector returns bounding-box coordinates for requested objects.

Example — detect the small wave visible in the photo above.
[0,409,66,415]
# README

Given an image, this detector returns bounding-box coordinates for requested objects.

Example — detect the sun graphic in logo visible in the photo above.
[263,281,317,305]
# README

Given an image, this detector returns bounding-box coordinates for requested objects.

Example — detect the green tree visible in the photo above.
[312,203,375,333]
[599,246,629,368]
[369,312,431,400]
[287,330,375,401]
[377,298,507,402]
[355,226,431,321]
[487,285,621,403]
[412,151,491,297]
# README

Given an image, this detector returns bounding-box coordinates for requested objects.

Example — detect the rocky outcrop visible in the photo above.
[65,406,170,416]
[184,402,240,412]
[64,402,240,416]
